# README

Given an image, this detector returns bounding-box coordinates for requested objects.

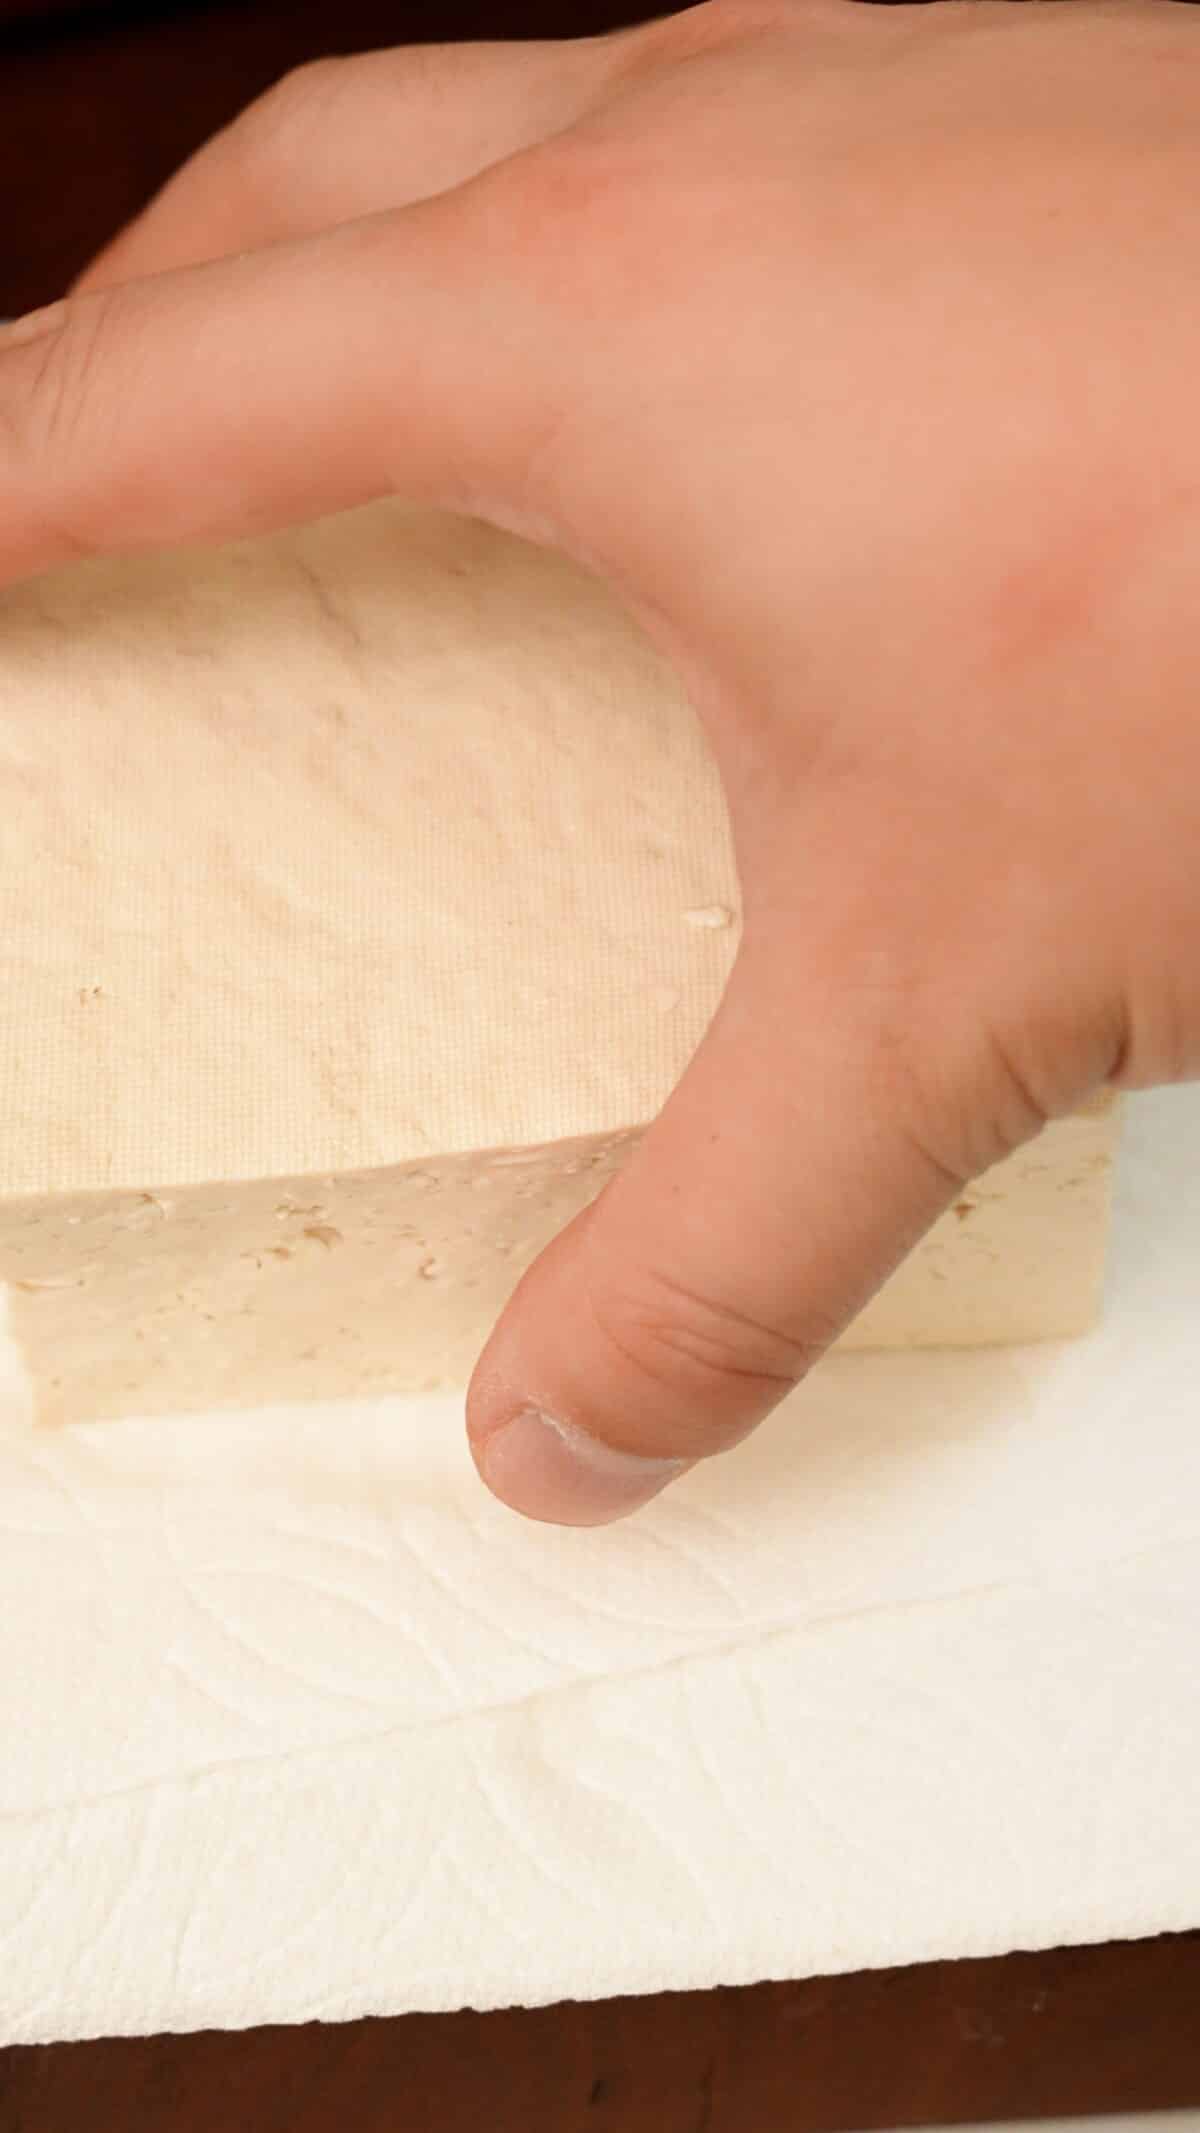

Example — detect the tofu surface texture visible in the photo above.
[0,505,1118,1424]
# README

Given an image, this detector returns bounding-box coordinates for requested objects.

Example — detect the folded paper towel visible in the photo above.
[0,1085,1196,2046]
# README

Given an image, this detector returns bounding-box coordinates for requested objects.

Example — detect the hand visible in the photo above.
[4,0,1199,1523]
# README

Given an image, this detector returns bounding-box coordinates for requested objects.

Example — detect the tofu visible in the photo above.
[0,504,1118,1425]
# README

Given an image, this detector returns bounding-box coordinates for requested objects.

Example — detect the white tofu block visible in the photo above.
[0,505,1117,1426]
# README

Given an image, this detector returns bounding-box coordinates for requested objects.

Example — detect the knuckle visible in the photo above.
[591,1267,831,1406]
[481,134,634,272]
[253,56,348,140]
[621,0,856,65]
[223,58,349,195]
[458,138,643,502]
[694,0,792,38]
[8,297,108,496]
[895,995,1061,1187]
[818,922,1072,1186]
[474,130,707,392]
[975,1020,1057,1152]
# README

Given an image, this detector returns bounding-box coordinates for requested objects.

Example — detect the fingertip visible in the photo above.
[471,1404,689,1526]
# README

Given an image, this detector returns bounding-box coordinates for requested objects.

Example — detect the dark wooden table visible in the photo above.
[5,3,1200,2124]
[2,1934,1199,2131]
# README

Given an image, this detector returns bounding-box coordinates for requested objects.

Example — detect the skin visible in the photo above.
[2,0,1198,1523]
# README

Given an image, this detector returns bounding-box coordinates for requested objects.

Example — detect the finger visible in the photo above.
[0,168,579,583]
[75,36,615,294]
[466,924,974,1527]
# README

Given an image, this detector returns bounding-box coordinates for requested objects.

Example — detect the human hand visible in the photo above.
[4,0,1199,1523]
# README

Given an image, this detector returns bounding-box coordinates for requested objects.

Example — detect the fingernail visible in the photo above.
[0,302,67,349]
[477,1409,687,1527]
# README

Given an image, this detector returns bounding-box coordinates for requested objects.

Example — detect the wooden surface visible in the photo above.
[0,0,117,25]
[2,1935,1199,2131]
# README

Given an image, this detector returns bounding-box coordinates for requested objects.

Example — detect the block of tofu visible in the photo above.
[0,503,1118,1427]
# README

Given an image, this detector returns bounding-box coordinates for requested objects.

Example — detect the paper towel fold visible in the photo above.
[1,1086,1197,2045]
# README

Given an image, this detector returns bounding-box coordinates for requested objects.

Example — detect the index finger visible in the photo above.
[0,178,573,585]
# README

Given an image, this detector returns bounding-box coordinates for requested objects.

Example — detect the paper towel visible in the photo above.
[1,1085,1197,2046]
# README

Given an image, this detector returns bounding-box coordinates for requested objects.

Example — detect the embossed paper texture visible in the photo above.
[0,1086,1196,2046]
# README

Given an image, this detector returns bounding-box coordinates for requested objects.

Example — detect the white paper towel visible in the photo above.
[1,1086,1197,2046]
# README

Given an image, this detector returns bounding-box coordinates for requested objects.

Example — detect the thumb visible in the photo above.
[467,932,972,1526]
